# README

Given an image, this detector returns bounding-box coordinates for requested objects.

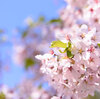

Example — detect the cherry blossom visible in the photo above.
[36,0,100,98]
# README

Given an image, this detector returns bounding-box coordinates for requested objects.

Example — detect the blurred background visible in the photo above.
[0,0,100,99]
[0,0,64,87]
[0,0,65,98]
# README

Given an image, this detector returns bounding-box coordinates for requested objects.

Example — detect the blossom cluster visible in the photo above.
[36,0,100,99]
[36,24,100,99]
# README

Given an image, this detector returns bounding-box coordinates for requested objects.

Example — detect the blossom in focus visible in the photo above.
[36,1,100,96]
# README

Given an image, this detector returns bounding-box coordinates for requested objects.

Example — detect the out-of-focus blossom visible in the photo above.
[51,96,61,99]
[13,45,26,65]
[0,85,18,99]
[17,79,52,99]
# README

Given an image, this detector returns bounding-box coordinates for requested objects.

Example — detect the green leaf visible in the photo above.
[0,29,4,33]
[28,97,32,99]
[66,42,74,58]
[50,40,74,58]
[22,31,27,38]
[84,91,100,99]
[0,92,6,99]
[50,40,67,48]
[97,43,100,48]
[59,48,67,53]
[67,50,74,58]
[49,18,62,23]
[68,41,72,49]
[25,58,35,69]
[38,84,42,89]
[38,16,45,22]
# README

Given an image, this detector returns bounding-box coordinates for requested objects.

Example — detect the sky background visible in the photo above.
[0,0,65,88]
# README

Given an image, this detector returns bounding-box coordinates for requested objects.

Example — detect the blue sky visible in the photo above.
[0,0,65,30]
[0,0,65,88]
